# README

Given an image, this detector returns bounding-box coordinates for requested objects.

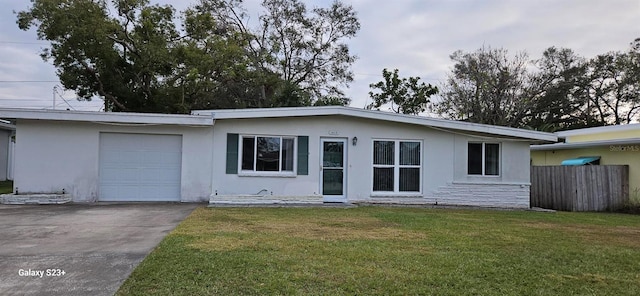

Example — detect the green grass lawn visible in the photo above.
[117,207,640,295]
[0,180,12,194]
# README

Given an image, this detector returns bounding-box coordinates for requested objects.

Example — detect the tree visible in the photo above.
[585,48,640,125]
[528,42,640,129]
[435,47,532,127]
[525,47,593,131]
[366,68,438,115]
[18,0,180,112]
[437,40,640,130]
[16,0,359,112]
[168,3,267,111]
[314,96,351,106]
[197,0,360,106]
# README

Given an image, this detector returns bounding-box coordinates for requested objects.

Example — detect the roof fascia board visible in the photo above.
[531,137,640,150]
[557,123,640,137]
[0,108,213,126]
[0,121,16,130]
[193,106,556,142]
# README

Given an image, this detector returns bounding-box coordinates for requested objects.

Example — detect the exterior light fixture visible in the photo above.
[352,136,358,146]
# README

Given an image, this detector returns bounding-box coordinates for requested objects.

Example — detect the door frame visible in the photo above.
[319,137,348,202]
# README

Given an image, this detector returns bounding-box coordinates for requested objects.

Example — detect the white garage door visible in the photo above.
[99,133,182,201]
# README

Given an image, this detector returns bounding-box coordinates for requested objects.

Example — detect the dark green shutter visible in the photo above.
[226,133,239,174]
[297,136,309,175]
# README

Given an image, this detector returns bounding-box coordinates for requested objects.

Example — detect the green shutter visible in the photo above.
[226,133,239,174]
[297,136,309,175]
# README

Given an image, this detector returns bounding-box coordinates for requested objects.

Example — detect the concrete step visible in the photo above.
[210,194,323,205]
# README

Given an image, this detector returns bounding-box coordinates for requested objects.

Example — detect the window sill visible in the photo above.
[370,192,423,198]
[453,181,530,186]
[238,172,297,178]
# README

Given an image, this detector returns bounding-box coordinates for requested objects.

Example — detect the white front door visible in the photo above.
[320,138,347,202]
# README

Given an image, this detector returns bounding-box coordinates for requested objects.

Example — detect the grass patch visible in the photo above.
[0,180,12,194]
[118,207,640,295]
[619,187,640,214]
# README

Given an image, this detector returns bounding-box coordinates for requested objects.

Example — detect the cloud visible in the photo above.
[1,0,638,111]
[343,0,639,107]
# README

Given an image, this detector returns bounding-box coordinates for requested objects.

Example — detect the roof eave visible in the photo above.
[531,138,640,150]
[0,108,213,126]
[556,123,640,137]
[0,121,16,131]
[193,106,557,142]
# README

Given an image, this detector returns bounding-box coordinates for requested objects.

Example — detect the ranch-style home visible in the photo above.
[0,106,556,207]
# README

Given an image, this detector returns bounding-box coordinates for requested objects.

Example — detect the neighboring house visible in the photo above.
[531,124,640,195]
[0,106,555,207]
[0,121,15,181]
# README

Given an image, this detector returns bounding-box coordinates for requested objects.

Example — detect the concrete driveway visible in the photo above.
[0,203,199,296]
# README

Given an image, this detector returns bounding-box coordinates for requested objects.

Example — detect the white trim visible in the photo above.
[467,142,501,177]
[371,139,423,194]
[370,193,424,198]
[0,122,15,131]
[236,173,297,178]
[531,138,640,150]
[238,134,297,176]
[0,108,213,126]
[451,181,530,186]
[1,106,557,141]
[320,137,348,202]
[556,123,640,137]
[193,106,556,142]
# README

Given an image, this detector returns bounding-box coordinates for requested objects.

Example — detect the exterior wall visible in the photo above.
[13,120,213,202]
[212,116,532,207]
[11,115,535,207]
[531,146,640,196]
[442,137,531,207]
[0,129,10,181]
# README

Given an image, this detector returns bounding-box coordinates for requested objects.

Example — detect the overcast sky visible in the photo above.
[0,0,638,112]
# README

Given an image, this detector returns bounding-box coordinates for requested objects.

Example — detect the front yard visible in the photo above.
[118,207,640,295]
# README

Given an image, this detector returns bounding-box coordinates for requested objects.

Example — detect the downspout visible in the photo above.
[209,113,217,201]
[8,130,15,181]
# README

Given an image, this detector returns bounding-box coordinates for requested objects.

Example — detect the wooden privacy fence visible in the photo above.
[530,165,629,211]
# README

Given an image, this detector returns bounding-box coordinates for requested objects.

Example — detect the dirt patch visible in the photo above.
[545,273,631,285]
[525,222,640,248]
[176,208,427,251]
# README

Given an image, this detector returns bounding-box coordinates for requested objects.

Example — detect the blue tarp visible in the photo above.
[561,156,601,166]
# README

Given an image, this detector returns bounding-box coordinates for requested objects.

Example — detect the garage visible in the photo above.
[99,133,182,201]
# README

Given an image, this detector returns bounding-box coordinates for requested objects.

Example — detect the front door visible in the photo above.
[320,138,347,202]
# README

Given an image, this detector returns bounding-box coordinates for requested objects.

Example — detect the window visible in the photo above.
[468,142,500,176]
[241,136,295,173]
[373,140,421,193]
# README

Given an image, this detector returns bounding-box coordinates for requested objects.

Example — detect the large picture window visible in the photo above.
[373,140,421,193]
[241,136,295,173]
[468,142,500,176]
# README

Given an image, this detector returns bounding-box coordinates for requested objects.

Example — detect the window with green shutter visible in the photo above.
[227,134,309,176]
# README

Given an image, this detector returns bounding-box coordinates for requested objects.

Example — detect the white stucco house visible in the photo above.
[0,121,15,181]
[0,106,556,207]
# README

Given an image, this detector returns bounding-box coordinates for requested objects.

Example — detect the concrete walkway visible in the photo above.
[0,203,199,296]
